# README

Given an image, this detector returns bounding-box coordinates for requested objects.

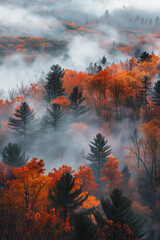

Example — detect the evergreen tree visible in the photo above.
[96,65,102,73]
[140,75,151,107]
[69,86,89,121]
[94,189,149,239]
[43,64,65,104]
[42,103,65,132]
[139,52,152,62]
[122,165,131,184]
[71,214,97,240]
[8,102,36,143]
[101,56,107,65]
[2,143,28,167]
[48,171,89,220]
[85,133,111,180]
[152,80,160,106]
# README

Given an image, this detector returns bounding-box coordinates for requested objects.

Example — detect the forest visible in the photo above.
[1,0,160,239]
[0,52,160,239]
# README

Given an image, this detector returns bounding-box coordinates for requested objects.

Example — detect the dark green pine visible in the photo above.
[122,165,131,184]
[69,86,89,122]
[43,64,65,104]
[42,103,65,132]
[152,80,160,106]
[140,75,151,107]
[8,102,36,141]
[2,142,28,167]
[85,133,111,180]
[138,52,152,62]
[71,214,97,240]
[48,171,89,220]
[94,189,149,239]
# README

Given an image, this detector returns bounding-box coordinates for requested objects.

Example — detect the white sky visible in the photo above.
[109,0,160,12]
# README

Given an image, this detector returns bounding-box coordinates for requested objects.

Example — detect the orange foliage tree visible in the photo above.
[100,157,122,192]
[3,158,49,213]
[74,165,98,194]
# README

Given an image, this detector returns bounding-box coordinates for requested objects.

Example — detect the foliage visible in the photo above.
[43,64,65,104]
[86,133,111,180]
[100,157,122,191]
[8,102,36,144]
[94,189,149,239]
[2,142,28,167]
[48,171,90,220]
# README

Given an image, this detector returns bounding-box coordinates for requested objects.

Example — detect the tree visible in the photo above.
[122,165,131,184]
[3,158,49,213]
[129,120,160,191]
[71,214,97,240]
[140,75,151,107]
[8,102,36,144]
[108,73,126,119]
[101,56,107,66]
[74,165,97,194]
[43,64,65,104]
[152,80,160,106]
[94,189,149,239]
[96,220,139,240]
[48,171,89,221]
[2,143,28,167]
[85,133,111,180]
[42,103,65,132]
[69,86,89,122]
[100,157,122,191]
[87,69,111,127]
[139,52,152,62]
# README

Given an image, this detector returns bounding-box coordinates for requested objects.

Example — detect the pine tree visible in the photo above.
[8,102,36,143]
[101,56,107,66]
[139,52,152,62]
[122,165,131,184]
[96,65,102,73]
[43,64,65,104]
[71,214,97,240]
[152,80,160,106]
[48,171,89,220]
[94,189,149,239]
[69,86,89,122]
[140,75,151,107]
[42,103,65,132]
[85,133,111,180]
[2,143,28,167]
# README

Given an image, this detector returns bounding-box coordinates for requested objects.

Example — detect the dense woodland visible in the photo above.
[1,1,160,239]
[0,51,160,239]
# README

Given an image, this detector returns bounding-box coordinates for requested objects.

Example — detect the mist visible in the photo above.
[0,1,160,237]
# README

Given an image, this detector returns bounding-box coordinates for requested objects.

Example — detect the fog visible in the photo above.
[0,0,159,170]
[0,0,159,90]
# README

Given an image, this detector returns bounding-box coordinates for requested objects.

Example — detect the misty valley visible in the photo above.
[0,0,160,239]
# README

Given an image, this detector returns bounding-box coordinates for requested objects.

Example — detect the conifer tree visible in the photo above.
[139,52,152,62]
[48,171,89,220]
[69,86,89,122]
[8,102,36,143]
[140,75,151,107]
[94,189,149,239]
[85,133,111,180]
[42,103,65,132]
[152,80,160,106]
[72,214,97,240]
[43,64,65,104]
[2,142,28,167]
[101,56,107,66]
[122,165,131,184]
